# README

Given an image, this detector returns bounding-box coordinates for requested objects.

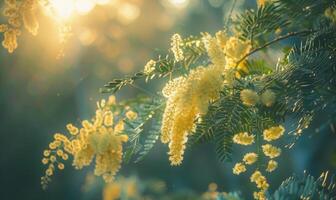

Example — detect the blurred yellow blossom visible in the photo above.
[126,110,137,120]
[170,33,184,62]
[243,152,258,165]
[263,125,285,141]
[233,162,247,175]
[233,132,255,145]
[262,144,281,158]
[266,160,278,172]
[240,89,259,106]
[260,89,276,107]
[143,59,156,75]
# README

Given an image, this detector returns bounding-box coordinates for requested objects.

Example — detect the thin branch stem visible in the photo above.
[235,30,314,67]
[130,83,158,97]
[225,0,238,29]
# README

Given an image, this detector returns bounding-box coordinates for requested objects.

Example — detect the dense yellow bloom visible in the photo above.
[263,125,285,141]
[171,33,184,62]
[225,37,251,68]
[260,89,276,107]
[203,32,226,67]
[41,96,129,188]
[161,65,224,165]
[266,160,278,172]
[233,132,255,145]
[262,144,281,158]
[204,31,251,70]
[143,59,156,75]
[240,89,259,106]
[243,152,258,165]
[233,162,246,175]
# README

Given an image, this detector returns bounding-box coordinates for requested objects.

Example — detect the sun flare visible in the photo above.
[48,0,111,20]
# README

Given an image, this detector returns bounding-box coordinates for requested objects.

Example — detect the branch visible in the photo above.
[235,30,314,67]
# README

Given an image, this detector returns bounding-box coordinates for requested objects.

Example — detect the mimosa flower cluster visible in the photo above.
[240,89,276,107]
[1,0,39,53]
[160,32,252,166]
[161,65,224,165]
[171,33,184,62]
[202,31,251,84]
[41,96,135,188]
[232,125,285,200]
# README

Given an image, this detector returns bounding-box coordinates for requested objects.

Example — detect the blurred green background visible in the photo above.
[0,0,335,199]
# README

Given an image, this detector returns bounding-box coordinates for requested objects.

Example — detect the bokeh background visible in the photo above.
[0,0,335,199]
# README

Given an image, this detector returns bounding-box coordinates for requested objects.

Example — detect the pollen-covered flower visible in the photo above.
[143,60,156,75]
[171,33,184,62]
[262,144,281,158]
[240,89,259,106]
[41,96,129,188]
[233,162,246,175]
[233,132,255,145]
[161,65,224,165]
[224,36,251,69]
[203,33,226,67]
[263,125,285,141]
[243,152,258,165]
[260,89,276,107]
[266,160,278,172]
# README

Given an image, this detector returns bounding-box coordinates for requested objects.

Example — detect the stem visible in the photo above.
[225,0,238,29]
[130,83,158,97]
[235,30,314,67]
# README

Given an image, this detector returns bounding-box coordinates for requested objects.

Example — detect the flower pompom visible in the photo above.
[240,89,259,106]
[233,132,255,145]
[243,152,258,165]
[266,160,278,172]
[263,125,285,141]
[233,162,247,175]
[260,89,276,107]
[262,144,281,159]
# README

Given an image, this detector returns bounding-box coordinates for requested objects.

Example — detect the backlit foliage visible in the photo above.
[40,0,336,199]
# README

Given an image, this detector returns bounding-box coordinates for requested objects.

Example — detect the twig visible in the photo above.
[225,0,238,29]
[235,30,314,67]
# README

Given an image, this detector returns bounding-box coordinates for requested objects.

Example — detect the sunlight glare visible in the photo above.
[75,0,96,15]
[169,0,189,8]
[49,0,75,20]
